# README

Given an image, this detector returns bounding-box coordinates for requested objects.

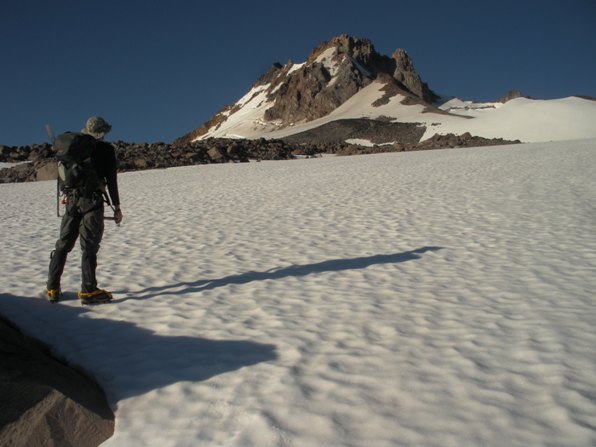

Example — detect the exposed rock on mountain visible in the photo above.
[281,119,425,146]
[498,90,526,103]
[175,35,440,145]
[391,48,438,103]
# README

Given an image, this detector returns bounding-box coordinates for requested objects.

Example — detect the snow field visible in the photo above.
[1,140,595,446]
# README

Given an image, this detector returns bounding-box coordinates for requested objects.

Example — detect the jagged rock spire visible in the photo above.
[391,49,439,103]
[260,35,437,124]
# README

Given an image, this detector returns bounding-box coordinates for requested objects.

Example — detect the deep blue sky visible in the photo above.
[2,0,595,146]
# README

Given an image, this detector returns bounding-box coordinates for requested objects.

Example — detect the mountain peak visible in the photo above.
[306,34,376,64]
[177,35,440,143]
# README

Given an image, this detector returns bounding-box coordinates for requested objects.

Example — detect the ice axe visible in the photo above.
[45,124,63,217]
[45,124,55,143]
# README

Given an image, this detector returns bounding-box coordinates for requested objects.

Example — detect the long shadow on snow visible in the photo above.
[0,294,277,406]
[120,246,443,301]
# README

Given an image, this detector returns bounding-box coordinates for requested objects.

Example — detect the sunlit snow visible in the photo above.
[1,136,595,447]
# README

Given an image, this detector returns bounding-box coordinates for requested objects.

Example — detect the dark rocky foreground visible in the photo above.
[0,316,114,446]
[0,126,520,183]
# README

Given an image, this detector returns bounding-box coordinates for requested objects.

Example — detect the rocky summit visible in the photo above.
[176,34,441,144]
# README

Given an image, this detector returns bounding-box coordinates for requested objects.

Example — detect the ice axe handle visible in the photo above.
[45,124,55,143]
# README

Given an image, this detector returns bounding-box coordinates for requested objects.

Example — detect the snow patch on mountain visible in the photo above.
[287,62,305,75]
[439,97,502,115]
[314,47,340,77]
[425,96,596,142]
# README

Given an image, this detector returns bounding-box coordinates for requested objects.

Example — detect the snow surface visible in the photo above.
[0,161,30,169]
[345,138,392,147]
[1,139,596,446]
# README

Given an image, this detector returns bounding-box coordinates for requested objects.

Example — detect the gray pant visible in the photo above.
[47,194,105,292]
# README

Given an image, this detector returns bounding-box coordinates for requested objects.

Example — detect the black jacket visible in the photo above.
[92,141,120,206]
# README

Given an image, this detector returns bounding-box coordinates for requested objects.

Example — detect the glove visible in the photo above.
[114,207,123,225]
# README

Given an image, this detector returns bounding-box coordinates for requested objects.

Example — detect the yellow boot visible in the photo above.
[45,288,63,304]
[78,289,113,305]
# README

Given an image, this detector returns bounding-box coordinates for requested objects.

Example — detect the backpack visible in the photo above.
[53,132,104,195]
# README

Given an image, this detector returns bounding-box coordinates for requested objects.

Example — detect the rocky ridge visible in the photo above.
[0,138,297,183]
[0,130,520,184]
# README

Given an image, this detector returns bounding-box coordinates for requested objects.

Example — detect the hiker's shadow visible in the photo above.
[0,294,277,406]
[122,246,443,301]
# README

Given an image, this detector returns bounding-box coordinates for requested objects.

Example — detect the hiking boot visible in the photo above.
[46,288,63,304]
[78,289,113,305]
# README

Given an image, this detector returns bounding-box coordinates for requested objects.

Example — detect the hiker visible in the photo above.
[46,116,123,304]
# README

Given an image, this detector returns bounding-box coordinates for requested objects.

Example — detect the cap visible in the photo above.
[81,116,112,139]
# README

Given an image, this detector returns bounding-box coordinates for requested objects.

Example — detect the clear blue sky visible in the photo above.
[2,0,595,146]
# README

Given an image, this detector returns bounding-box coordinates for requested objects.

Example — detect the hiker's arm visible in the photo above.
[103,144,122,224]
[105,145,120,207]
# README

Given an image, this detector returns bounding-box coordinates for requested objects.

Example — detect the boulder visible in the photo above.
[0,317,114,446]
[498,90,525,103]
[133,157,149,169]
[207,147,226,162]
[35,161,58,181]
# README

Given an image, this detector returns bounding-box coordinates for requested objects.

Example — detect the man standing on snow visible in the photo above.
[46,116,123,305]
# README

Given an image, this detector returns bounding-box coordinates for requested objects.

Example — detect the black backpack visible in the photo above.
[54,132,104,195]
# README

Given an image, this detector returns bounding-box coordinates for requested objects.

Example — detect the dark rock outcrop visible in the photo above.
[498,90,526,103]
[415,132,520,150]
[0,159,57,183]
[281,118,425,146]
[319,130,520,156]
[0,128,521,184]
[0,138,299,183]
[391,49,439,104]
[0,316,114,447]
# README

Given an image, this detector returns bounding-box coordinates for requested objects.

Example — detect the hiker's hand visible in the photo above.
[114,208,123,224]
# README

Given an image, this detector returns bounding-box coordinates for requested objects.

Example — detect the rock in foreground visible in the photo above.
[0,317,114,447]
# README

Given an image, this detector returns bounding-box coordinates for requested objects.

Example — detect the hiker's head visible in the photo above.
[82,116,112,140]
